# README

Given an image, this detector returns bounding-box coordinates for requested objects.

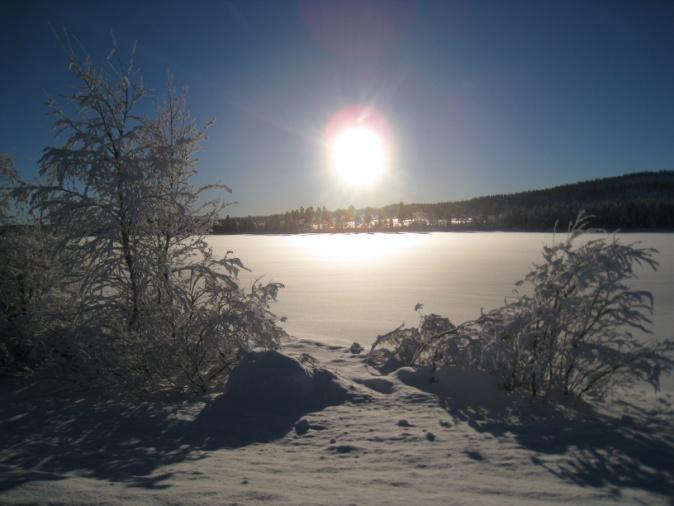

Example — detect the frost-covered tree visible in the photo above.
[371,213,674,398]
[33,46,149,332]
[28,45,284,392]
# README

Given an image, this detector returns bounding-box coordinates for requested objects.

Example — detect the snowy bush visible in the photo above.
[371,213,674,398]
[0,155,16,217]
[0,156,33,368]
[6,45,285,392]
[0,157,73,371]
[369,304,482,371]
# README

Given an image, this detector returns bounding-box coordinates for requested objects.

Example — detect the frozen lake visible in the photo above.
[209,232,674,348]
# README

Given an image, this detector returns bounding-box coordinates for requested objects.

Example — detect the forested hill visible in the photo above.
[214,171,674,234]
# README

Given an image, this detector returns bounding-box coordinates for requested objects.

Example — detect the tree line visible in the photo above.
[214,171,674,234]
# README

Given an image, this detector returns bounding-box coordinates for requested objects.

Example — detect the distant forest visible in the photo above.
[213,171,674,234]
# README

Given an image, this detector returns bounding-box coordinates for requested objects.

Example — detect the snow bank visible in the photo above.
[224,350,352,413]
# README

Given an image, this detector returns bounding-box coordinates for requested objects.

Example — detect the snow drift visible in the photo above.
[194,351,355,446]
[224,350,352,412]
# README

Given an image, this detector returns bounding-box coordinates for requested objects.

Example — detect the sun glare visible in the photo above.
[290,233,426,264]
[331,126,387,187]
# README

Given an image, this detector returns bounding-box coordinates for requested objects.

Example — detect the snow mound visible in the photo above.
[354,377,396,394]
[393,365,515,413]
[224,350,352,413]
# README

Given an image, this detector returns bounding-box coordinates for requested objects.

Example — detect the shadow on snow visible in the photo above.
[0,351,358,492]
[1,358,672,499]
[394,365,674,500]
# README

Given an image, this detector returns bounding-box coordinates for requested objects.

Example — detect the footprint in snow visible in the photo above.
[464,449,485,461]
[328,444,361,454]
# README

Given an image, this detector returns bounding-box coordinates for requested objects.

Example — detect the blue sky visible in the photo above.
[2,0,674,216]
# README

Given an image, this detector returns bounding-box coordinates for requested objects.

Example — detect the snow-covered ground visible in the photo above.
[1,337,672,505]
[215,233,674,349]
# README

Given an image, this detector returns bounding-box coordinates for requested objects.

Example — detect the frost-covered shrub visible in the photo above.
[0,225,65,371]
[371,213,674,398]
[0,157,33,368]
[369,304,482,371]
[110,268,286,393]
[0,157,74,371]
[479,213,674,397]
[14,45,285,392]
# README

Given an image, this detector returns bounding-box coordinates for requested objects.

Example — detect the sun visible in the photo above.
[330,126,387,187]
